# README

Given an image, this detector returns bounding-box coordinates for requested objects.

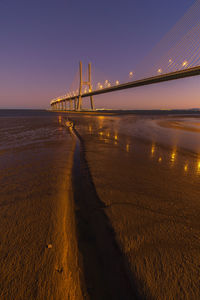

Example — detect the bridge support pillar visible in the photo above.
[90,95,94,110]
[77,96,82,111]
[78,61,95,111]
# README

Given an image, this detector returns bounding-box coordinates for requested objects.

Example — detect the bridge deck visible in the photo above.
[52,66,200,104]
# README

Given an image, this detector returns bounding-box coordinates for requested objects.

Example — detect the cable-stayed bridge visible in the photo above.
[50,0,200,111]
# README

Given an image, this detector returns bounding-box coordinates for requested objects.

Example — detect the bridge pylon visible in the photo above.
[77,61,95,111]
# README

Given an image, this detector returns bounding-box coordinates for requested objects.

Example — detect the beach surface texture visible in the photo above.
[1,110,200,299]
[0,111,82,300]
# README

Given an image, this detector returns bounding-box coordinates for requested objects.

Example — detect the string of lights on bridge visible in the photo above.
[51,59,192,105]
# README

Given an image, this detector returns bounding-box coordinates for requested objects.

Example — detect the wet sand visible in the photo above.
[0,113,82,299]
[69,113,200,300]
[1,111,200,299]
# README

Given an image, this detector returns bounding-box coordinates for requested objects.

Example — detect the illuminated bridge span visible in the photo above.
[50,64,200,111]
[50,0,200,111]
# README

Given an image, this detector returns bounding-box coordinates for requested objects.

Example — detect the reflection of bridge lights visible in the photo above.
[184,164,188,172]
[114,134,118,140]
[89,125,92,133]
[116,80,119,85]
[99,132,103,136]
[170,150,176,165]
[126,144,130,152]
[158,157,162,162]
[157,68,162,74]
[197,161,200,175]
[151,144,155,156]
[58,116,62,124]
[107,132,110,137]
[182,61,188,67]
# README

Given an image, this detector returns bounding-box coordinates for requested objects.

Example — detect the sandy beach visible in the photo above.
[0,112,82,299]
[1,110,200,299]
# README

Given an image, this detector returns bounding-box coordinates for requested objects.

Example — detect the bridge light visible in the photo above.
[157,68,162,74]
[105,80,108,84]
[182,60,188,67]
[116,80,119,85]
[168,59,172,63]
[107,82,111,87]
[129,71,133,77]
[100,85,103,89]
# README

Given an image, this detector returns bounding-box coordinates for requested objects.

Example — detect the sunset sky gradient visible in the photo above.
[0,0,199,109]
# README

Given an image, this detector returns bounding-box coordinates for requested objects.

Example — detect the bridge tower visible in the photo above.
[77,61,94,111]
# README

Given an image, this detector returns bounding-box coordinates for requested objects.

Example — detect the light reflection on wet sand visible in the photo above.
[82,114,200,177]
[71,113,200,298]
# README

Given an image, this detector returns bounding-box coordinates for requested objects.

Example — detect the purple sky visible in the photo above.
[0,0,199,109]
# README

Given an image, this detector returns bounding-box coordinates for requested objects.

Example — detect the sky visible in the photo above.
[0,0,199,109]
